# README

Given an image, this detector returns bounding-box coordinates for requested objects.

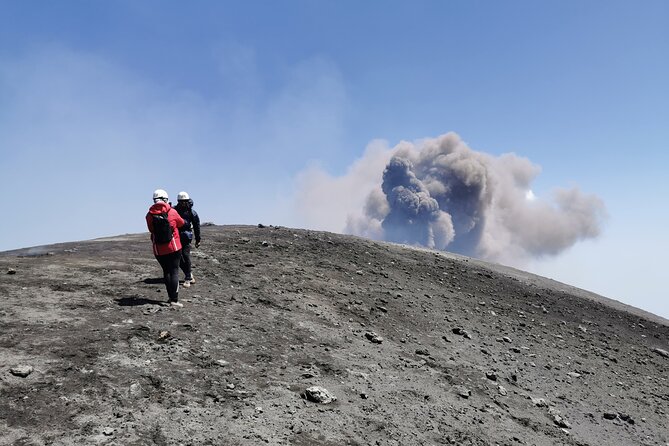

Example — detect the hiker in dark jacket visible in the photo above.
[174,191,201,288]
[146,189,185,307]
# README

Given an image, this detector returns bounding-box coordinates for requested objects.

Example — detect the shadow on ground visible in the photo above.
[115,296,165,307]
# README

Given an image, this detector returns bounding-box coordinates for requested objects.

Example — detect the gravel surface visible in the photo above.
[0,225,667,445]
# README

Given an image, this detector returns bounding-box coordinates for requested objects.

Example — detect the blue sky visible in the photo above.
[1,1,667,318]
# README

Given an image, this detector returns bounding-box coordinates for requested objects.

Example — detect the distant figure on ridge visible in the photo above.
[174,191,201,288]
[146,189,185,307]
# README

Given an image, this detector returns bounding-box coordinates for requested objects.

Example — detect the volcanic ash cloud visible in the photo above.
[342,132,606,263]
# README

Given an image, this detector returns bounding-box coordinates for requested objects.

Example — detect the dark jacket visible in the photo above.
[175,200,201,245]
[146,201,185,256]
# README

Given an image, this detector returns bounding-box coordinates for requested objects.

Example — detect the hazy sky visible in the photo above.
[1,1,667,318]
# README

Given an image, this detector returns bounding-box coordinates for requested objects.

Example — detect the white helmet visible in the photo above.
[153,189,169,202]
[177,191,190,201]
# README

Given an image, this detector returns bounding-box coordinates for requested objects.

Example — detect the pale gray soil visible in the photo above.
[0,225,667,446]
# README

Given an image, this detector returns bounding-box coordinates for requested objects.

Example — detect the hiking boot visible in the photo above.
[188,275,195,284]
[182,280,191,288]
[169,301,183,308]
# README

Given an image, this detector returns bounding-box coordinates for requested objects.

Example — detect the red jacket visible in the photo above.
[146,201,185,256]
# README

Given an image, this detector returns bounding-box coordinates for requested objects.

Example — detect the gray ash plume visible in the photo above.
[346,133,606,263]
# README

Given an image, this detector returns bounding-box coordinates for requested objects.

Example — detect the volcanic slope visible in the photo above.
[0,225,667,446]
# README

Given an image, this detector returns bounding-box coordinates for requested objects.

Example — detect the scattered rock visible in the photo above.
[415,348,430,356]
[244,263,256,267]
[531,397,548,407]
[261,241,270,247]
[129,382,143,397]
[619,413,635,424]
[550,411,571,429]
[7,268,16,275]
[567,372,582,378]
[486,371,497,381]
[502,336,512,343]
[102,427,114,436]
[602,412,635,425]
[215,359,229,367]
[10,365,33,377]
[652,347,669,359]
[304,386,337,404]
[453,385,471,398]
[257,223,266,228]
[158,331,171,341]
[498,385,508,396]
[365,332,383,344]
[452,328,472,339]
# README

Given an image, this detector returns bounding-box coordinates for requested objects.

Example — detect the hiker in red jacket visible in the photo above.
[146,189,185,307]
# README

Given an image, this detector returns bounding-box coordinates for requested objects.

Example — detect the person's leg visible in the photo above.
[164,250,181,301]
[180,243,192,281]
[157,251,181,302]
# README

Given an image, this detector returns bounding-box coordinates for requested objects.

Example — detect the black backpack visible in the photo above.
[152,212,173,244]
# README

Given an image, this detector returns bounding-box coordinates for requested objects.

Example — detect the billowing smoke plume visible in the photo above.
[343,133,606,263]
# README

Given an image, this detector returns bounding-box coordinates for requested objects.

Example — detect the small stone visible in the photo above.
[102,427,114,436]
[415,348,430,356]
[652,347,669,359]
[7,268,16,275]
[226,383,235,390]
[567,372,582,378]
[603,412,618,420]
[304,386,337,404]
[452,328,472,339]
[531,397,548,407]
[618,413,635,424]
[360,393,369,399]
[158,331,171,341]
[486,371,497,381]
[261,241,270,247]
[365,332,383,344]
[502,336,512,343]
[215,359,229,367]
[497,385,508,396]
[129,382,143,397]
[553,414,571,429]
[453,385,471,398]
[10,365,33,377]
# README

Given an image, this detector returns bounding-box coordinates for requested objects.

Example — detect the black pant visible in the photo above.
[156,250,181,302]
[180,242,192,280]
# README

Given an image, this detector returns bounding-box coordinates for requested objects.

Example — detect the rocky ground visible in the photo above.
[0,225,667,446]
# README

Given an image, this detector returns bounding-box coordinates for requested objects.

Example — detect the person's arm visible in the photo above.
[193,210,201,246]
[171,208,185,228]
[146,213,153,232]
